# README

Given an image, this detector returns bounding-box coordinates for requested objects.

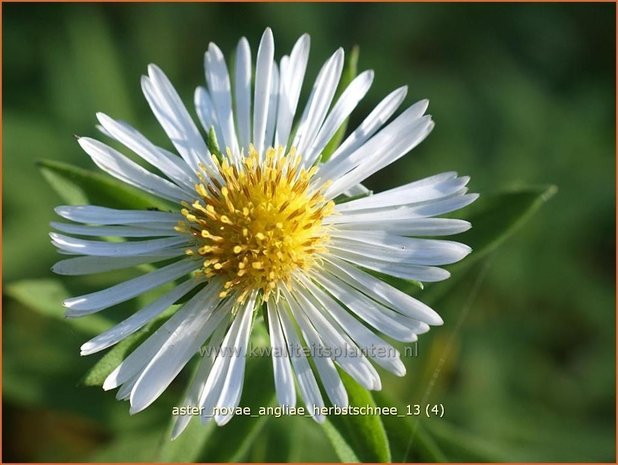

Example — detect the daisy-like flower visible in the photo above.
[51,28,477,437]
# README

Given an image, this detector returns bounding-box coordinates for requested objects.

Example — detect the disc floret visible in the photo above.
[178,146,334,302]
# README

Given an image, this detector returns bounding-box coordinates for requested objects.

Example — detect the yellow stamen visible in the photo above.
[178,146,333,302]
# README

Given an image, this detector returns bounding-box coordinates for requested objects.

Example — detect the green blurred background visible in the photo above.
[3,3,615,462]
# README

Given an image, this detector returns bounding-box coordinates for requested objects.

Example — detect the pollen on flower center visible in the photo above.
[177,146,335,302]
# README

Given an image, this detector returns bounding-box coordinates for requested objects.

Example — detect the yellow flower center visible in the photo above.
[178,146,334,302]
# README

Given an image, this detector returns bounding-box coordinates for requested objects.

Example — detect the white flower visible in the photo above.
[51,28,477,437]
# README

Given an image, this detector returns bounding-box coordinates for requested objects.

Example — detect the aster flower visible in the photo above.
[50,28,477,438]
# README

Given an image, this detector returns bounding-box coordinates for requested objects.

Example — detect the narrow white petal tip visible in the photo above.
[260,28,274,47]
[393,362,407,377]
[128,406,140,416]
[461,244,473,257]
[80,341,96,355]
[171,418,191,440]
[79,348,91,357]
[208,43,223,58]
[102,378,116,392]
[76,137,91,150]
[215,415,234,427]
[397,85,409,95]
[147,63,162,76]
[459,220,473,232]
[314,414,326,424]
[95,111,108,123]
[140,75,150,89]
[129,397,149,415]
[63,298,80,310]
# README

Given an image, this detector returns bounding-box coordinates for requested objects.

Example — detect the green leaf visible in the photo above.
[207,126,223,160]
[324,371,391,462]
[157,416,217,462]
[81,306,175,386]
[406,185,557,300]
[320,45,359,162]
[321,419,361,462]
[375,394,449,463]
[457,185,558,266]
[38,158,172,210]
[5,279,112,335]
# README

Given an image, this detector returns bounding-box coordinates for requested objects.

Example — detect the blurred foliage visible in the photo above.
[3,3,615,462]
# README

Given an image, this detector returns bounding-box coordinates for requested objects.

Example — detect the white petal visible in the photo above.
[324,256,443,325]
[304,70,374,165]
[285,283,378,393]
[50,233,187,257]
[328,86,408,161]
[275,34,310,149]
[325,193,479,224]
[171,324,227,439]
[204,42,239,157]
[95,113,198,191]
[116,374,138,400]
[51,222,177,238]
[295,274,405,376]
[336,173,469,212]
[234,37,252,150]
[198,298,245,422]
[78,137,189,203]
[253,28,275,156]
[64,258,198,316]
[103,282,222,391]
[142,64,211,172]
[342,183,372,198]
[276,297,325,422]
[195,86,225,152]
[293,48,344,163]
[267,298,296,407]
[291,280,383,387]
[81,278,201,355]
[325,116,434,199]
[310,269,429,341]
[331,217,472,236]
[214,294,256,425]
[319,99,429,182]
[282,285,349,404]
[263,62,279,151]
[129,284,228,414]
[328,235,471,266]
[55,205,181,225]
[325,248,450,282]
[52,251,183,276]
